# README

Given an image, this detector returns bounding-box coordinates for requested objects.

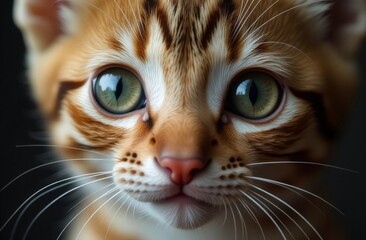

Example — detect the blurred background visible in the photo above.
[1,1,365,239]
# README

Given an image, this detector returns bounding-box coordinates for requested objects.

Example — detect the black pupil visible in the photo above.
[248,80,258,106]
[114,77,123,100]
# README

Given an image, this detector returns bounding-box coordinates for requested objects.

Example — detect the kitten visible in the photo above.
[8,0,366,239]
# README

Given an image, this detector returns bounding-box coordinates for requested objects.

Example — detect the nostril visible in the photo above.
[158,157,206,185]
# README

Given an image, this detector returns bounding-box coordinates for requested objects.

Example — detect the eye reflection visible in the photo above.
[93,68,146,114]
[227,72,283,120]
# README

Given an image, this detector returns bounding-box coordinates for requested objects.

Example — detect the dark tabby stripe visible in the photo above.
[66,102,124,150]
[142,0,241,62]
[290,88,336,139]
[53,81,85,119]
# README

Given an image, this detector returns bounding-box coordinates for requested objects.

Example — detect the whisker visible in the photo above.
[226,199,238,240]
[112,0,139,40]
[232,0,248,36]
[220,198,229,228]
[240,0,280,41]
[246,161,358,173]
[252,191,310,240]
[1,158,112,192]
[55,181,116,240]
[248,192,295,240]
[259,41,313,61]
[132,191,143,223]
[247,176,343,215]
[66,173,117,214]
[15,144,110,157]
[2,171,111,235]
[126,0,143,39]
[233,201,247,240]
[233,0,257,40]
[21,176,114,240]
[75,188,120,240]
[246,0,329,41]
[124,193,135,219]
[238,199,266,240]
[104,193,129,240]
[81,0,131,39]
[248,184,323,240]
[241,190,287,239]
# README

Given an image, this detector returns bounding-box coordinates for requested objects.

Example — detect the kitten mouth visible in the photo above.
[159,193,204,205]
[151,193,217,229]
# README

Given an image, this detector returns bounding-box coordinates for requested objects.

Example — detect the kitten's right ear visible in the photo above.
[13,0,78,59]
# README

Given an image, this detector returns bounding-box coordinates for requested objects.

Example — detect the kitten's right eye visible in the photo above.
[92,68,146,115]
[226,72,283,120]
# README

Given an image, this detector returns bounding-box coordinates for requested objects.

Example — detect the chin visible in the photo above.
[149,195,218,229]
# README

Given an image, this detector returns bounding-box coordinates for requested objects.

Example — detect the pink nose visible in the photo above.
[158,157,206,185]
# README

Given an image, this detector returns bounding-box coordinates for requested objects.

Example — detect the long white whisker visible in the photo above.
[55,181,116,240]
[104,193,129,239]
[247,176,343,215]
[226,199,238,240]
[4,171,111,237]
[248,184,323,240]
[232,0,248,35]
[132,191,143,223]
[15,144,110,157]
[233,201,247,240]
[246,161,358,173]
[241,190,287,239]
[252,191,310,240]
[238,199,266,240]
[240,0,280,41]
[246,0,328,41]
[1,158,112,192]
[220,198,229,228]
[233,0,258,40]
[126,0,143,38]
[112,0,139,40]
[75,188,120,240]
[21,175,114,240]
[260,41,313,61]
[249,192,295,240]
[124,193,135,219]
[82,0,128,38]
[66,174,117,214]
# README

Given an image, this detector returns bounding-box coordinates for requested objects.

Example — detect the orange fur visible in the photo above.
[14,0,366,239]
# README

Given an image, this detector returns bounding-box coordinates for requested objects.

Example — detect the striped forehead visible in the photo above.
[85,0,291,116]
[85,0,241,111]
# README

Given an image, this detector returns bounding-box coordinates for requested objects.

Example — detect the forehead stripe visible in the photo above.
[53,81,85,119]
[290,88,335,139]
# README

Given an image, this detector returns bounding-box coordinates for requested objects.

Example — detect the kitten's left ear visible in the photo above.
[14,0,82,117]
[14,0,61,54]
[324,0,366,58]
[13,0,78,60]
[312,0,366,132]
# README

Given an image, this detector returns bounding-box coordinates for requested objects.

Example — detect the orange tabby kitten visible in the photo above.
[8,0,366,239]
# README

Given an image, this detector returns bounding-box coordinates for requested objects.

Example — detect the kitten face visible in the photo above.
[15,0,365,234]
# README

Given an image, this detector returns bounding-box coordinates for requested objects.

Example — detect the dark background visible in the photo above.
[1,1,365,239]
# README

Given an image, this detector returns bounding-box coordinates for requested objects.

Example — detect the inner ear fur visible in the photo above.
[14,0,85,117]
[13,0,64,57]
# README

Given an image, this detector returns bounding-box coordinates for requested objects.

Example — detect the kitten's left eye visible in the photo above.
[93,68,146,114]
[226,72,283,120]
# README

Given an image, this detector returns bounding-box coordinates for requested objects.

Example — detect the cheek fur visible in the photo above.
[14,0,364,238]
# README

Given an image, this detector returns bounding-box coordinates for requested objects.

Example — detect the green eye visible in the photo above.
[93,68,146,114]
[227,72,283,120]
